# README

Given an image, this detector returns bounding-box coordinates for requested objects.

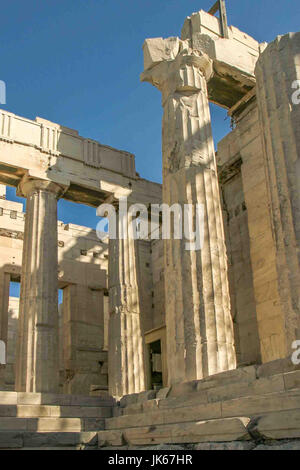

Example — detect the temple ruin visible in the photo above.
[0,4,299,449]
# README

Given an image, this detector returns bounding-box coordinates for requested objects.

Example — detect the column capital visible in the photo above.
[17,175,68,199]
[141,37,213,101]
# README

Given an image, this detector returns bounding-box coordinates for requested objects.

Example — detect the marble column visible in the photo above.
[15,177,64,393]
[142,39,236,384]
[108,204,146,398]
[255,33,300,355]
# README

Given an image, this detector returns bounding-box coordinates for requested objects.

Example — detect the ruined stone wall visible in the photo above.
[217,117,261,366]
[254,34,300,359]
[217,92,298,365]
[236,102,281,363]
[236,99,295,363]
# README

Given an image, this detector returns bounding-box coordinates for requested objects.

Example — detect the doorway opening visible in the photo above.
[148,339,163,390]
[5,279,20,390]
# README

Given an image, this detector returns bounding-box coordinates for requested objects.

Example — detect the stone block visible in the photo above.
[17,392,69,406]
[143,37,180,71]
[78,432,99,446]
[0,431,23,448]
[207,374,284,403]
[161,402,222,425]
[156,387,170,399]
[123,417,251,446]
[142,400,159,413]
[0,405,17,417]
[165,367,258,400]
[112,406,122,417]
[122,402,144,415]
[168,381,198,397]
[0,391,17,405]
[14,392,113,407]
[119,393,139,408]
[98,430,124,447]
[69,394,114,407]
[17,405,54,418]
[27,417,82,432]
[158,391,208,410]
[137,390,157,402]
[0,417,28,431]
[82,418,105,431]
[222,390,300,418]
[196,366,257,392]
[57,405,111,418]
[22,431,97,448]
[284,370,300,390]
[89,388,110,398]
[257,358,300,378]
[252,410,300,440]
[106,410,165,430]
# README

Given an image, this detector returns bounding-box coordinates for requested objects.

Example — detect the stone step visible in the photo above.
[99,417,251,447]
[250,409,300,440]
[100,409,300,447]
[117,361,300,416]
[168,365,258,398]
[222,389,300,418]
[106,388,300,431]
[0,417,105,432]
[0,391,114,407]
[119,369,300,418]
[0,431,98,449]
[0,404,112,418]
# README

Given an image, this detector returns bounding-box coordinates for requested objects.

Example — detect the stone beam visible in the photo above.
[180,10,261,108]
[0,110,162,207]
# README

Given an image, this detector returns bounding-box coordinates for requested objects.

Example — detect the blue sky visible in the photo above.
[1,0,299,232]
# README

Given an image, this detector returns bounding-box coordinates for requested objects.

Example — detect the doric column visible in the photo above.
[142,38,236,384]
[108,203,146,398]
[254,33,300,357]
[15,177,65,393]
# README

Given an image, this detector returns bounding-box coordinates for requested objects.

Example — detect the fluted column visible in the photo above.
[108,204,146,398]
[142,39,236,384]
[255,33,300,356]
[15,177,65,393]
